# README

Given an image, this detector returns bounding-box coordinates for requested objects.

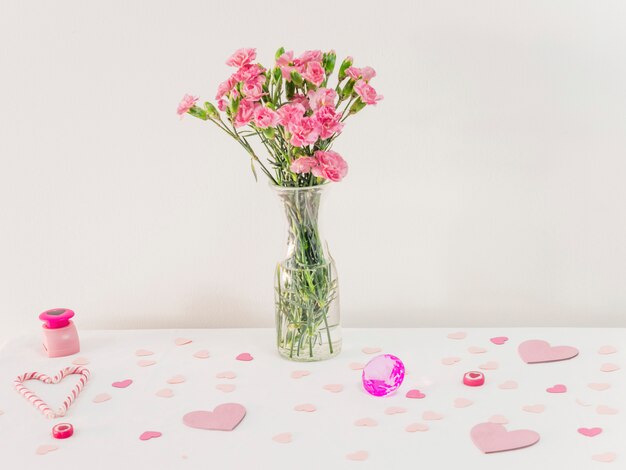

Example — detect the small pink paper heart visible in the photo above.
[236,352,253,361]
[385,407,406,415]
[349,362,365,370]
[290,370,310,379]
[480,361,499,370]
[499,381,518,390]
[193,350,210,359]
[468,346,487,354]
[405,422,429,432]
[362,347,382,354]
[112,379,133,388]
[592,452,617,463]
[518,339,579,364]
[139,431,162,441]
[216,384,236,393]
[454,397,473,408]
[447,331,466,340]
[294,403,316,412]
[441,356,461,365]
[598,345,617,355]
[523,404,545,414]
[600,363,620,372]
[576,398,592,407]
[166,375,185,384]
[596,405,619,415]
[216,371,236,379]
[323,384,343,393]
[71,357,90,365]
[272,432,292,444]
[36,445,58,455]
[422,411,443,420]
[135,349,154,356]
[489,415,509,424]
[183,403,246,431]
[175,338,192,346]
[471,422,540,453]
[354,418,377,427]
[346,450,368,461]
[156,388,174,398]
[137,360,156,367]
[406,389,426,399]
[92,393,112,403]
[588,383,611,391]
[490,336,509,345]
[546,384,567,393]
[578,427,602,437]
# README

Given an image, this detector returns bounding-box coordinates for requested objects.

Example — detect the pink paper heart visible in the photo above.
[135,349,154,357]
[598,345,617,355]
[490,336,509,345]
[236,352,253,361]
[272,432,292,444]
[601,363,620,372]
[290,370,310,379]
[112,379,133,388]
[447,331,466,340]
[139,431,162,441]
[92,393,112,403]
[36,444,58,455]
[471,422,540,453]
[499,381,518,390]
[193,350,210,359]
[441,356,461,365]
[518,339,579,364]
[362,347,382,354]
[576,398,592,407]
[406,389,426,399]
[546,384,567,393]
[183,403,246,431]
[137,360,156,367]
[216,384,236,393]
[523,404,545,414]
[385,407,406,415]
[592,452,617,463]
[405,422,429,432]
[166,375,185,384]
[348,362,365,370]
[468,346,487,354]
[346,450,368,461]
[596,405,619,415]
[454,397,473,408]
[294,403,316,412]
[354,418,377,427]
[489,415,509,424]
[216,371,237,379]
[323,384,343,393]
[588,383,611,391]
[156,388,174,398]
[71,357,90,366]
[175,338,192,346]
[578,427,602,437]
[422,411,443,420]
[480,361,499,370]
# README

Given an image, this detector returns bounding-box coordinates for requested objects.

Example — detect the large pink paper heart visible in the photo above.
[182,403,246,431]
[546,384,567,393]
[112,379,133,388]
[471,422,540,454]
[139,431,162,441]
[518,340,579,364]
[578,427,602,437]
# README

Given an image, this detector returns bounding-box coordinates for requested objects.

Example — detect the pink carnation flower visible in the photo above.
[290,156,318,174]
[177,94,198,116]
[217,98,228,112]
[216,76,237,100]
[311,150,348,182]
[234,100,257,128]
[294,50,323,72]
[314,105,343,139]
[290,94,311,111]
[354,79,383,105]
[253,106,280,129]
[289,117,320,147]
[234,64,265,83]
[346,66,361,80]
[346,66,376,82]
[276,51,296,80]
[226,48,257,67]
[242,75,265,101]
[302,61,325,87]
[307,88,337,111]
[277,103,306,128]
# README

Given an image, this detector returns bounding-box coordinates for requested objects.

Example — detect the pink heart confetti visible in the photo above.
[385,407,407,415]
[92,393,112,403]
[183,403,246,431]
[216,384,236,393]
[112,379,133,388]
[498,380,518,390]
[468,346,487,354]
[349,362,365,370]
[490,336,509,345]
[137,360,156,367]
[405,389,426,399]
[601,363,620,372]
[422,411,443,420]
[362,347,382,354]
[36,445,58,455]
[156,388,174,398]
[139,431,162,441]
[546,384,567,393]
[441,356,461,365]
[175,338,192,346]
[323,384,343,393]
[166,375,186,384]
[272,432,292,444]
[447,331,467,340]
[588,383,611,391]
[592,452,617,463]
[523,404,545,414]
[596,405,619,415]
[489,415,509,424]
[598,345,618,355]
[518,339,579,364]
[294,403,316,412]
[454,397,473,408]
[354,418,377,427]
[405,422,429,432]
[236,352,253,361]
[576,398,592,407]
[135,349,154,356]
[290,370,310,379]
[216,371,237,379]
[470,422,540,453]
[578,427,602,437]
[71,357,90,366]
[193,350,210,359]
[346,451,368,461]
[480,361,499,370]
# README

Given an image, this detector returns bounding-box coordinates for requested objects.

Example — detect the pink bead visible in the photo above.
[362,354,405,396]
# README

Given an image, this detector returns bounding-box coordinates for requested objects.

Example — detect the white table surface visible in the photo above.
[0,328,624,469]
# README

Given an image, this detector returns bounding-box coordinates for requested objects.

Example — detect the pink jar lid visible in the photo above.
[39,308,75,329]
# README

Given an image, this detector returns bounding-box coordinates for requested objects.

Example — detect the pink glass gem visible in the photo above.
[362,354,405,396]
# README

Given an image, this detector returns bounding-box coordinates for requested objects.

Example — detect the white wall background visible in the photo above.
[1,0,625,336]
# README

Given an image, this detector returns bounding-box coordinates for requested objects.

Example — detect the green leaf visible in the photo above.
[188,106,207,120]
[349,98,367,115]
[338,57,353,81]
[273,67,281,82]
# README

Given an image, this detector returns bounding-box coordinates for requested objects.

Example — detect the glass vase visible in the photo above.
[274,184,341,361]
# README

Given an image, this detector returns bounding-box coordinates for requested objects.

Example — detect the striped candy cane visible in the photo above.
[14,366,91,419]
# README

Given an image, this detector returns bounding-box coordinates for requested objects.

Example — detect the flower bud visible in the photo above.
[341,79,355,99]
[290,71,304,86]
[349,98,367,115]
[323,51,336,76]
[338,57,354,81]
[188,106,208,120]
[263,127,276,139]
[275,47,285,61]
[204,102,219,118]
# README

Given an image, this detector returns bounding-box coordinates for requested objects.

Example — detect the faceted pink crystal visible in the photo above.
[362,354,405,396]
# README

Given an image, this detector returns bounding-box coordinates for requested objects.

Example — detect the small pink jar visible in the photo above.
[39,308,80,358]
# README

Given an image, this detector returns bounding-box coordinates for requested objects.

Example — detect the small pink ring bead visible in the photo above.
[463,371,485,387]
